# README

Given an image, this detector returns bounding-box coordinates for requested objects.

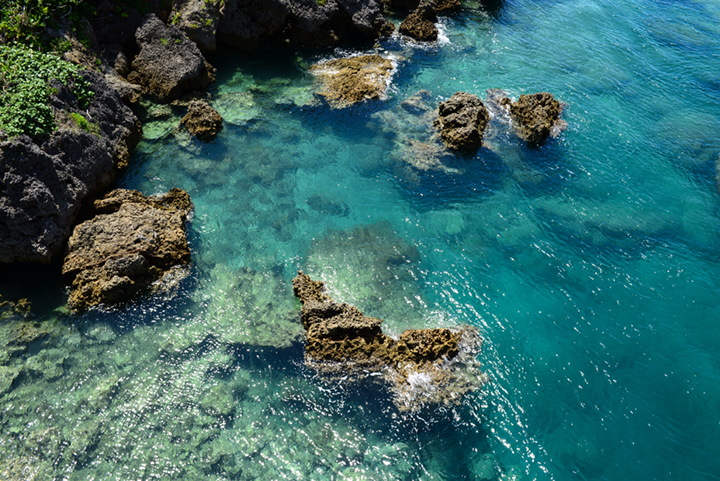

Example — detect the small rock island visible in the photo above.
[293,271,487,411]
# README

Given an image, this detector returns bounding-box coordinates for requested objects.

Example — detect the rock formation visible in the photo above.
[387,0,460,11]
[181,101,224,141]
[310,54,394,106]
[0,71,142,264]
[168,0,220,54]
[434,91,491,150]
[218,0,393,50]
[62,188,194,310]
[293,271,486,411]
[399,1,438,41]
[501,92,563,146]
[128,14,215,100]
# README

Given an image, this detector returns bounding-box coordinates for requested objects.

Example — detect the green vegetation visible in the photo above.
[0,0,93,49]
[69,111,99,135]
[160,37,168,45]
[172,12,181,25]
[0,44,94,137]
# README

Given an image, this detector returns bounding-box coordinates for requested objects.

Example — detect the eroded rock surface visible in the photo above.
[218,0,393,50]
[181,100,224,141]
[434,91,490,150]
[128,14,215,100]
[169,0,220,54]
[62,188,193,310]
[387,0,460,10]
[0,71,142,264]
[310,54,394,106]
[501,92,563,146]
[293,271,486,410]
[399,1,438,41]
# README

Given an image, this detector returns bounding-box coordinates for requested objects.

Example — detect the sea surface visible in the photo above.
[2,0,720,479]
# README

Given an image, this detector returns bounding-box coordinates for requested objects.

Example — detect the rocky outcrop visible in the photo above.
[128,14,215,100]
[310,54,394,107]
[218,0,393,50]
[386,0,460,11]
[168,0,220,54]
[181,101,224,141]
[62,188,193,310]
[434,91,490,150]
[399,1,438,41]
[0,71,142,264]
[293,271,486,411]
[501,92,563,146]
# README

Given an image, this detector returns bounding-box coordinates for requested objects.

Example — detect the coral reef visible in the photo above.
[293,271,486,410]
[310,54,395,107]
[62,188,194,310]
[399,1,439,41]
[181,100,224,141]
[434,91,491,150]
[501,92,564,146]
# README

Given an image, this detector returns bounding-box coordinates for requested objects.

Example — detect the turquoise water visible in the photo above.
[3,0,720,479]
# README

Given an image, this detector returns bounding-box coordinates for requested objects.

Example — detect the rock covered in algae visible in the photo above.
[501,92,564,146]
[181,100,224,141]
[293,271,487,410]
[310,54,394,107]
[434,91,491,150]
[399,1,439,42]
[62,188,194,310]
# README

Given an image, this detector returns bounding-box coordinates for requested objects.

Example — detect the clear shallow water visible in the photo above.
[2,0,720,479]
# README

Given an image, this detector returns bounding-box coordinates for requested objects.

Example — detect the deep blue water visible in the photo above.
[2,0,720,479]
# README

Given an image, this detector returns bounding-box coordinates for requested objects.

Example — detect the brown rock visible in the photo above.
[434,91,490,150]
[501,92,563,146]
[310,54,394,107]
[62,188,193,310]
[292,271,486,410]
[399,2,438,41]
[181,101,224,141]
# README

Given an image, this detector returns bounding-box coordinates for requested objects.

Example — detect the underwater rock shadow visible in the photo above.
[393,146,509,208]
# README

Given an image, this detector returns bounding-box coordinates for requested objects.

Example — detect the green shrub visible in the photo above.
[69,111,99,135]
[0,0,92,49]
[0,44,94,137]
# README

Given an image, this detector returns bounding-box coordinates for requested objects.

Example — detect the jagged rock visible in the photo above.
[129,14,215,100]
[386,0,460,11]
[293,271,486,410]
[218,0,393,50]
[62,188,193,310]
[399,1,438,41]
[0,71,142,264]
[92,0,146,51]
[181,101,223,141]
[501,92,563,146]
[310,54,394,107]
[217,0,289,51]
[434,91,490,150]
[169,0,220,54]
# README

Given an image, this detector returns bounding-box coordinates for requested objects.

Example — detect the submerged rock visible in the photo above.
[0,71,142,264]
[310,54,394,106]
[181,100,224,141]
[128,14,215,100]
[62,188,194,310]
[434,91,491,150]
[293,271,486,411]
[501,92,563,146]
[399,1,438,41]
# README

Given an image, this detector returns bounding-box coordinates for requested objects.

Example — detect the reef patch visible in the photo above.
[293,271,486,411]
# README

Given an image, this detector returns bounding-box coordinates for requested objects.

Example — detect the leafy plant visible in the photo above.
[0,44,94,137]
[160,37,168,46]
[0,0,92,49]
